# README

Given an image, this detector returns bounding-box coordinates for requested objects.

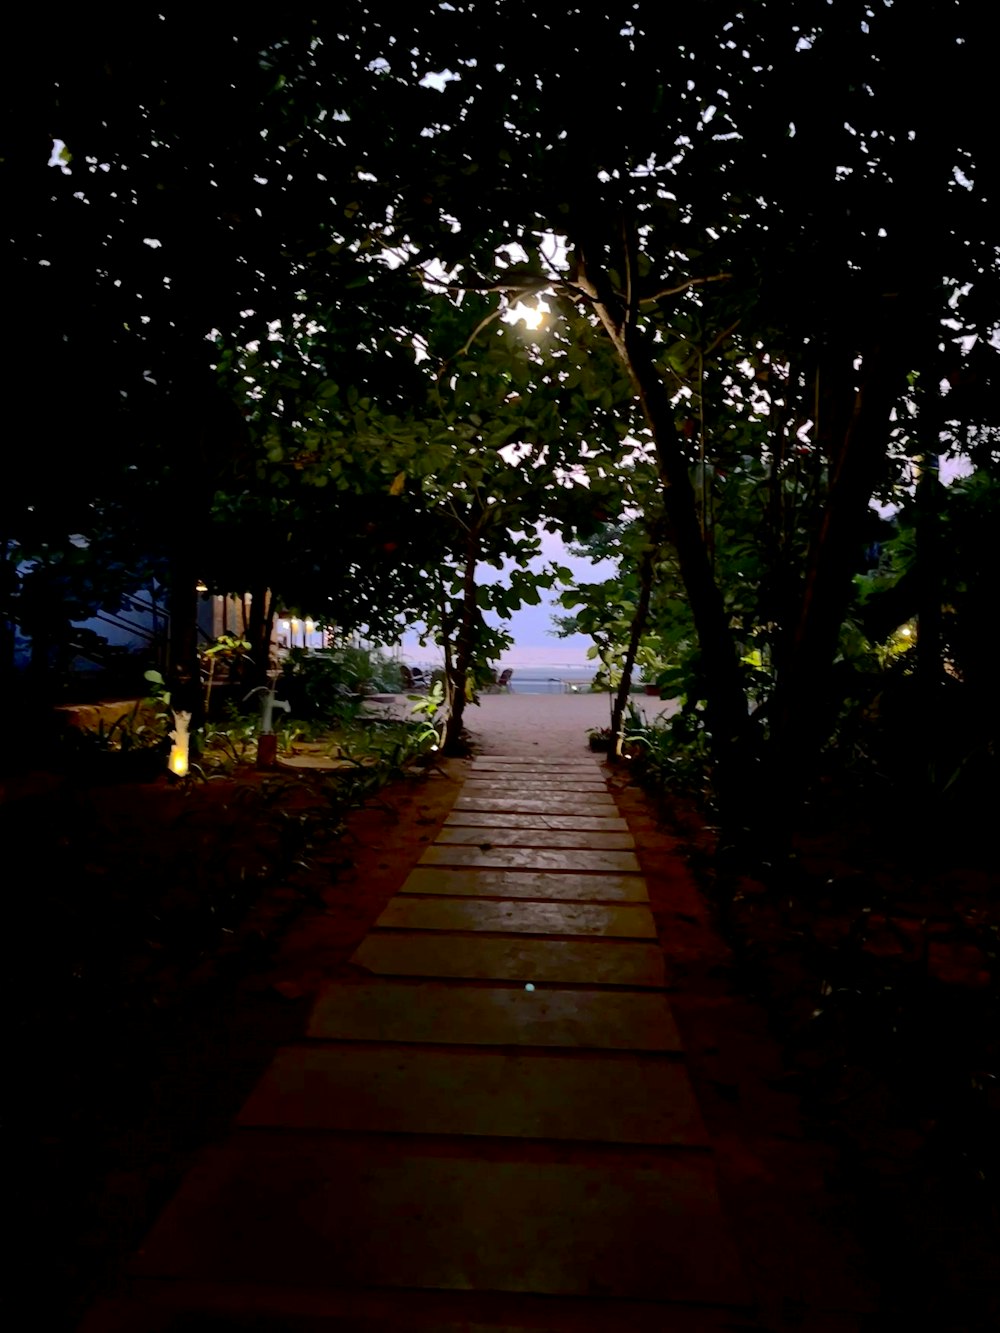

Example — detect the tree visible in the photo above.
[253,0,994,833]
[6,8,995,833]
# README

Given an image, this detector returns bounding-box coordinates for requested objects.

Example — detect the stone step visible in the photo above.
[445,810,629,832]
[461,778,609,793]
[374,897,657,939]
[452,793,618,814]
[306,981,682,1051]
[469,762,602,773]
[435,826,635,851]
[239,1046,707,1146]
[419,845,641,874]
[351,934,666,987]
[401,867,648,902]
[129,1133,750,1306]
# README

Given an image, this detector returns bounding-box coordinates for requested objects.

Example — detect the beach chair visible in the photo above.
[400,664,428,693]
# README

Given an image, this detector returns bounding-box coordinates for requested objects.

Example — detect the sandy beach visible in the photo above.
[367,689,679,754]
[363,692,678,756]
[465,692,678,754]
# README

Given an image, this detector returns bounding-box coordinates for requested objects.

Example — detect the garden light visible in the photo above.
[168,709,192,778]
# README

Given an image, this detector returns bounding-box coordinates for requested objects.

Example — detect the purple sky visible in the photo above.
[399,530,615,667]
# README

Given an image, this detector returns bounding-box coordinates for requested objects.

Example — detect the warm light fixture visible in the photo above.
[168,709,192,778]
[195,579,208,593]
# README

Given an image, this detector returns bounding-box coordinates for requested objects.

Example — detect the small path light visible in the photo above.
[168,709,192,777]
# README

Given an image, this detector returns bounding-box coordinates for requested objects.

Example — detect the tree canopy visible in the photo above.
[4,4,997,818]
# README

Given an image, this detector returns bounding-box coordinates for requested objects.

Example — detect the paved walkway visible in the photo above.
[83,755,866,1330]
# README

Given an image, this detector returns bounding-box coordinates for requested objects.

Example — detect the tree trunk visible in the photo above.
[610,543,655,757]
[166,546,202,727]
[769,307,907,813]
[0,540,16,698]
[443,534,481,755]
[914,386,943,733]
[246,582,273,686]
[574,251,752,826]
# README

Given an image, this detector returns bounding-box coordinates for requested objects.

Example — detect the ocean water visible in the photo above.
[403,661,609,695]
[494,665,600,695]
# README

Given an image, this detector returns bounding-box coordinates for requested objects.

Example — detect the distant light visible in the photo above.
[900,626,912,638]
[524,983,535,991]
[509,300,546,331]
[195,579,208,592]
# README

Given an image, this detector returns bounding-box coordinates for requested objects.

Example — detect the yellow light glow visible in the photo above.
[900,626,912,637]
[509,301,545,330]
[168,709,192,779]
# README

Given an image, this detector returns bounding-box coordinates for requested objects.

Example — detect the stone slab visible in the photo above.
[374,898,657,939]
[469,762,602,773]
[351,934,666,987]
[453,794,618,814]
[307,981,682,1051]
[401,867,649,902]
[130,1133,749,1305]
[420,845,641,874]
[239,1046,707,1146]
[436,827,634,851]
[461,778,609,793]
[446,811,628,832]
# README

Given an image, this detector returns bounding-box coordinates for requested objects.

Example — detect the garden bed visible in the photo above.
[649,782,1000,1329]
[5,748,458,1329]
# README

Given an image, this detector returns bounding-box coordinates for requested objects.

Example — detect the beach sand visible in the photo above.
[369,691,678,756]
[464,692,679,755]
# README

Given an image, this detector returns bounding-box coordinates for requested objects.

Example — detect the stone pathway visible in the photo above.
[81,756,859,1330]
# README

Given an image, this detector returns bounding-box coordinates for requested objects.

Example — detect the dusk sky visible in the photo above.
[399,530,616,668]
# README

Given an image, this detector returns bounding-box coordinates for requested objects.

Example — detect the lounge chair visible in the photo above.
[400,664,428,693]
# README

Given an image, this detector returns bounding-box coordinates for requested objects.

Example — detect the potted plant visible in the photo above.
[587,726,614,753]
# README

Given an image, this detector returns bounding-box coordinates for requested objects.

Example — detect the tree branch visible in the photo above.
[640,272,732,305]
